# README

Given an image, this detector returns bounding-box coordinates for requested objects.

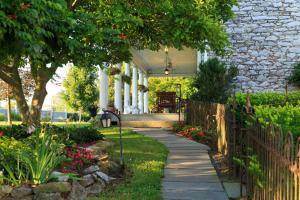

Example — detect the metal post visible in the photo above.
[103,109,123,166]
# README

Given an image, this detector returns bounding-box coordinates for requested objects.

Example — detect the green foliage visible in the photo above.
[0,113,5,121]
[0,124,29,139]
[255,104,300,137]
[0,128,66,185]
[148,77,193,111]
[234,92,300,107]
[234,154,264,189]
[65,126,104,145]
[289,62,300,86]
[191,58,238,103]
[63,66,99,113]
[0,0,237,125]
[172,122,185,132]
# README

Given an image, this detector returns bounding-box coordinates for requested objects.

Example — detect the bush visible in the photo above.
[0,114,6,121]
[0,124,29,140]
[66,126,104,145]
[289,62,300,86]
[172,122,185,132]
[11,112,21,121]
[233,92,300,107]
[254,104,300,137]
[191,58,238,103]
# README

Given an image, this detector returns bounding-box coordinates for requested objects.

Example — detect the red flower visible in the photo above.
[0,131,4,137]
[119,33,127,40]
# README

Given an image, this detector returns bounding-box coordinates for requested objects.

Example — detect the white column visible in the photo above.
[132,65,139,114]
[138,69,144,114]
[143,75,149,114]
[197,51,202,72]
[99,65,109,113]
[204,50,208,62]
[124,63,131,114]
[114,63,122,113]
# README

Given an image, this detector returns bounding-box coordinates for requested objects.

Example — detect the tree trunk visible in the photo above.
[30,81,48,126]
[7,96,12,125]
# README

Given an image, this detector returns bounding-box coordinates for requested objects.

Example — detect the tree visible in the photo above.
[190,58,238,103]
[0,69,34,124]
[0,0,237,125]
[148,77,194,111]
[62,66,99,121]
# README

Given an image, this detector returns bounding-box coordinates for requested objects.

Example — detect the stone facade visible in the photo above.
[225,0,300,92]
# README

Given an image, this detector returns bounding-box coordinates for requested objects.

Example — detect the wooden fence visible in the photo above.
[186,100,300,200]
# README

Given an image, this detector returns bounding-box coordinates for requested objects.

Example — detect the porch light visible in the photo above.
[164,68,169,75]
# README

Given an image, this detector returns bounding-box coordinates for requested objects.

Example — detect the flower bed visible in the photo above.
[174,123,217,150]
[0,125,121,200]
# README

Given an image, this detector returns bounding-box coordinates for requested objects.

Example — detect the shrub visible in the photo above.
[66,126,104,145]
[11,112,21,121]
[233,92,300,107]
[0,124,29,140]
[172,122,185,132]
[288,62,300,86]
[191,58,238,103]
[254,104,300,137]
[0,114,6,121]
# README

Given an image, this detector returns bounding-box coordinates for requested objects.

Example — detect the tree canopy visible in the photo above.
[62,66,99,114]
[0,0,237,125]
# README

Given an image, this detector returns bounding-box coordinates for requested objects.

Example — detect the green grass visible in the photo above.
[91,129,168,200]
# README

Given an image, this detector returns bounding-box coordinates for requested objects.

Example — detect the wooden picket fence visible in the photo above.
[185,100,300,200]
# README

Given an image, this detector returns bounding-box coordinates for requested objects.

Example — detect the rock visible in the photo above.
[34,192,63,200]
[50,171,69,182]
[33,182,71,194]
[83,165,100,175]
[91,174,106,186]
[95,171,110,183]
[99,160,123,176]
[94,140,114,151]
[11,186,33,198]
[79,174,94,187]
[68,181,87,200]
[99,154,109,162]
[86,183,104,197]
[0,185,13,199]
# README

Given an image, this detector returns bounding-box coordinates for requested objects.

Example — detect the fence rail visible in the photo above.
[186,100,300,200]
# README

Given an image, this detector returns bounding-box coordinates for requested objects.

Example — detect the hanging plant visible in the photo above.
[108,67,121,76]
[138,84,149,92]
[143,87,149,92]
[122,74,131,85]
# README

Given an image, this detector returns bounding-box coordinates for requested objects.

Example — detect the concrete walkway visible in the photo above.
[135,128,228,200]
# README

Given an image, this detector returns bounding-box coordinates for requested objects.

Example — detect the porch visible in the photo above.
[99,47,208,119]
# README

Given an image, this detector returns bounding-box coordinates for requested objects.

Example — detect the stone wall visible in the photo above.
[225,0,300,92]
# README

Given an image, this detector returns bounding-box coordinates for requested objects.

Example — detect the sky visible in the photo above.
[43,64,70,109]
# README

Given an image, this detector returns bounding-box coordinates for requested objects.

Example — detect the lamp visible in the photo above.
[164,68,169,75]
[101,113,111,128]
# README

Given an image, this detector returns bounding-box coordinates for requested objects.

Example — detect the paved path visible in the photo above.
[135,128,228,200]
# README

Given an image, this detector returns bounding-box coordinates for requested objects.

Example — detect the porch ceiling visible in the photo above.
[131,47,197,77]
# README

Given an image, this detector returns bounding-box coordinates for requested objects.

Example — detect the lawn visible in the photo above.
[91,128,168,200]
